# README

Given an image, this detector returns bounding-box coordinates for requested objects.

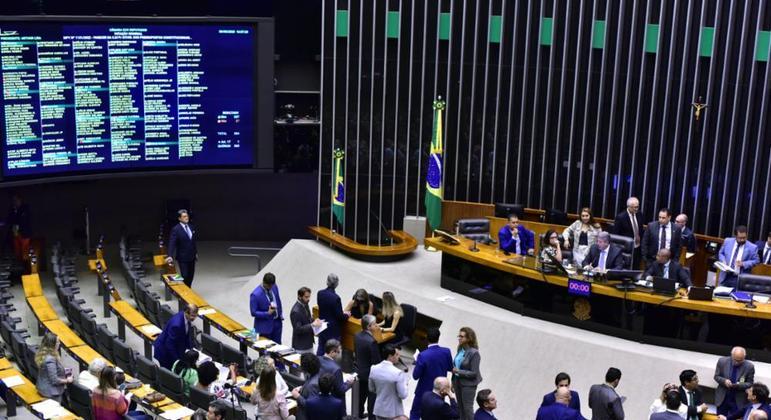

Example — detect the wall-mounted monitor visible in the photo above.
[0,16,273,179]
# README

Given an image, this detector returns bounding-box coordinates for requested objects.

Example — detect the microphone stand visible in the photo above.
[468,239,479,252]
[746,293,757,309]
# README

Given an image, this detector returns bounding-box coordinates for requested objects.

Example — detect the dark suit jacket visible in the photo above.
[304,393,345,420]
[413,345,453,397]
[354,331,381,378]
[152,311,193,369]
[319,355,350,399]
[498,225,535,255]
[249,284,283,334]
[643,260,692,287]
[681,227,697,253]
[723,402,771,420]
[714,357,755,407]
[542,390,582,413]
[7,203,31,237]
[588,383,624,420]
[641,221,682,262]
[536,403,586,420]
[649,411,682,420]
[167,223,197,262]
[453,347,482,387]
[678,386,704,419]
[291,300,315,350]
[474,408,497,419]
[421,392,460,420]
[582,244,625,270]
[317,288,348,343]
[613,211,645,241]
[756,240,771,265]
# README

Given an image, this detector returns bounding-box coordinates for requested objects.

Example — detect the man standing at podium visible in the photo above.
[165,209,197,287]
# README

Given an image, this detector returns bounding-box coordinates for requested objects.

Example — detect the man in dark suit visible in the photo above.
[715,347,755,415]
[613,197,644,268]
[643,249,692,288]
[679,369,707,419]
[719,383,771,420]
[641,208,683,267]
[582,232,625,271]
[651,391,685,420]
[421,377,460,420]
[320,339,354,401]
[165,209,197,287]
[675,214,697,253]
[588,367,624,420]
[304,373,346,420]
[410,328,453,420]
[354,314,381,419]
[249,272,284,344]
[291,286,321,353]
[537,387,586,420]
[498,214,535,256]
[153,304,197,369]
[316,273,349,356]
[541,372,582,414]
[755,232,771,266]
[474,389,498,419]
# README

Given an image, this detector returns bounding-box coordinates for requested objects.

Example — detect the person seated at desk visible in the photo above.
[717,225,759,288]
[643,249,691,289]
[78,358,107,390]
[345,288,374,319]
[562,207,602,265]
[378,291,405,341]
[254,355,290,396]
[539,230,564,272]
[582,232,625,272]
[172,349,199,396]
[195,361,238,399]
[92,366,149,420]
[756,231,771,265]
[541,372,581,413]
[498,214,535,256]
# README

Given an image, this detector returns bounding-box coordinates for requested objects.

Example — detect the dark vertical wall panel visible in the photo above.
[320,0,771,243]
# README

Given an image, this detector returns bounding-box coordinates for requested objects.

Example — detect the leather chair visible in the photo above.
[67,382,93,419]
[112,337,136,376]
[96,324,116,361]
[494,202,524,219]
[201,333,223,361]
[79,310,99,349]
[609,234,635,269]
[189,386,216,411]
[222,341,248,375]
[457,219,496,244]
[158,367,188,404]
[135,354,158,387]
[544,208,568,225]
[738,274,771,294]
[159,304,176,328]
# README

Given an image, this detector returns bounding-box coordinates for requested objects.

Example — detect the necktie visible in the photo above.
[659,225,666,250]
[598,250,607,270]
[631,214,640,246]
[765,248,770,264]
[663,263,669,278]
[183,224,192,239]
[730,245,741,271]
[304,304,311,320]
[688,391,697,420]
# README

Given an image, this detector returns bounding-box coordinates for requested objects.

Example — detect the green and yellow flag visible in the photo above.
[425,98,445,230]
[332,149,345,226]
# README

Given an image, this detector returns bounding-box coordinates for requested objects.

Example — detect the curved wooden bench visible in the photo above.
[307,226,417,258]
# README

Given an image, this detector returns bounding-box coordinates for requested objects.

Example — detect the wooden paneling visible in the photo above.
[308,226,417,257]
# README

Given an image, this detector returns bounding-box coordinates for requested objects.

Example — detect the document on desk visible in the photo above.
[140,325,163,336]
[313,321,328,336]
[160,406,196,420]
[1,375,24,387]
[198,308,217,316]
[268,344,292,353]
[253,339,276,349]
[31,399,68,419]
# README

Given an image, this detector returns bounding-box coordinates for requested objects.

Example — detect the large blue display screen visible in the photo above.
[0,22,256,177]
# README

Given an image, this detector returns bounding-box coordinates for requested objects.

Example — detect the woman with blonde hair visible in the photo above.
[35,332,72,401]
[378,291,405,341]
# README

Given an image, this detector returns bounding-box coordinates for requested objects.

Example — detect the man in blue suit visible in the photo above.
[410,328,453,420]
[250,272,283,343]
[316,273,349,356]
[320,339,354,402]
[165,209,197,287]
[541,372,582,414]
[536,387,586,420]
[717,225,759,288]
[718,383,771,420]
[474,389,498,419]
[755,232,771,266]
[153,304,197,369]
[498,214,535,256]
[304,373,346,420]
[421,377,460,420]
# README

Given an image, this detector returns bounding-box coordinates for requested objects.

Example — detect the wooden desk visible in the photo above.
[109,300,157,358]
[21,274,42,298]
[0,367,78,419]
[26,295,59,323]
[311,306,395,352]
[307,226,417,258]
[43,319,86,348]
[88,258,106,272]
[202,310,248,335]
[0,357,13,371]
[426,236,771,320]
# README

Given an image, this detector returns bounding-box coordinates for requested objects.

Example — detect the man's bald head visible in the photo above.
[656,248,672,264]
[732,347,747,364]
[555,387,571,405]
[433,377,449,391]
[750,409,768,420]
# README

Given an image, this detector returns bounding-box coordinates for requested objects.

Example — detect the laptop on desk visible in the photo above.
[652,276,677,296]
[688,287,713,301]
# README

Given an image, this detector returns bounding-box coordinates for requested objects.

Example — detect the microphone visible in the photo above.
[469,239,479,253]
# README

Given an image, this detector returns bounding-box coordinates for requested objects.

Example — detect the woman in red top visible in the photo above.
[91,366,149,420]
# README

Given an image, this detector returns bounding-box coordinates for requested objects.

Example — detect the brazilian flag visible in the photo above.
[332,149,345,227]
[425,98,445,230]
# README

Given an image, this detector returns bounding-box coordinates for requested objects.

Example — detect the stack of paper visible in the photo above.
[2,375,25,388]
[160,406,196,420]
[140,325,163,336]
[198,308,217,316]
[253,339,276,349]
[312,321,328,336]
[31,399,68,419]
